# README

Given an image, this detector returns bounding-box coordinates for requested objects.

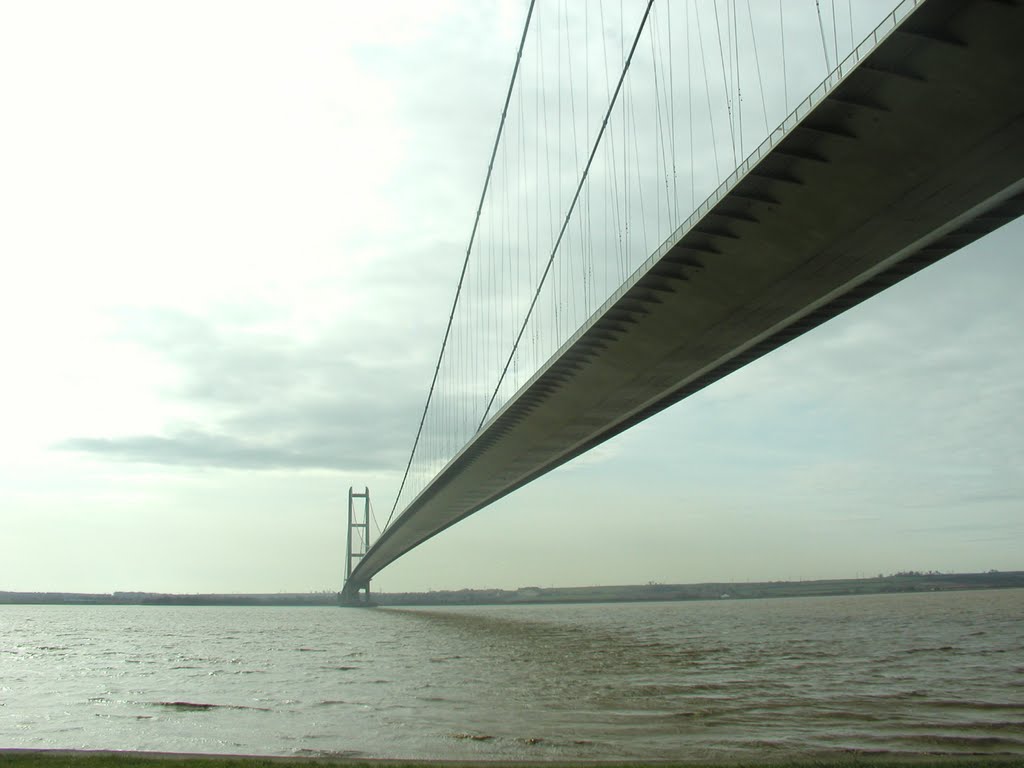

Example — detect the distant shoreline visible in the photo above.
[2,570,1022,608]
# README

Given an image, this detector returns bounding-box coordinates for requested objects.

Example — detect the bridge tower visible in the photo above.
[341,486,373,605]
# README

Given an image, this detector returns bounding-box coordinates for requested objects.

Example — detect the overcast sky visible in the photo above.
[1,1,1021,595]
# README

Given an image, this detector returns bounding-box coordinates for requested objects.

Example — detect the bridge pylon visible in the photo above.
[339,486,374,606]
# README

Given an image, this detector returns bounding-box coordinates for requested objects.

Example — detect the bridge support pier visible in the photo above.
[338,581,373,606]
[339,486,374,607]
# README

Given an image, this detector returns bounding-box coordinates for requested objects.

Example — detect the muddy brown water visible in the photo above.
[1,589,1022,761]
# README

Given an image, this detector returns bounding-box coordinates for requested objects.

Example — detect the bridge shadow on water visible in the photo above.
[349,596,1024,760]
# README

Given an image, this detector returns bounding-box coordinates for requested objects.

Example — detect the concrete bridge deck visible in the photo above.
[346,0,1024,595]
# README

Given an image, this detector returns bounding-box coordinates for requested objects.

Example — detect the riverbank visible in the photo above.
[2,571,1022,607]
[378,571,1024,606]
[3,752,1024,768]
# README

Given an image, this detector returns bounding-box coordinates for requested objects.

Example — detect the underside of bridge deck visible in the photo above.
[345,0,1024,595]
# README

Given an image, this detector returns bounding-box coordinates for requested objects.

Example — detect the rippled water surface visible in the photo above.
[2,589,1022,761]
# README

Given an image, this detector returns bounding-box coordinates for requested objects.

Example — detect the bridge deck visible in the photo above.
[347,0,1024,593]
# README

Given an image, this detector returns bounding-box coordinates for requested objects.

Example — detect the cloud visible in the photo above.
[60,430,340,471]
[56,303,432,472]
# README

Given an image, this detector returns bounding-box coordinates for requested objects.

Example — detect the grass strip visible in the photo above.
[1,751,1023,768]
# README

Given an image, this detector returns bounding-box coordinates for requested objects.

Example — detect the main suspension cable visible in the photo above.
[385,0,537,531]
[478,0,656,431]
[815,0,832,72]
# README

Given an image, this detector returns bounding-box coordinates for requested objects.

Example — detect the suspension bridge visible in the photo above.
[341,0,1024,602]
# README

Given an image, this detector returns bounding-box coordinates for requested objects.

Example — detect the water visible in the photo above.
[1,589,1022,761]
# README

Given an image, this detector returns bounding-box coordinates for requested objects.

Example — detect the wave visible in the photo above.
[148,701,271,712]
[927,700,1024,711]
[886,733,1024,750]
[292,748,367,759]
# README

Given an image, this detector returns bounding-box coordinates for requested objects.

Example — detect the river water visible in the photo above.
[1,589,1022,761]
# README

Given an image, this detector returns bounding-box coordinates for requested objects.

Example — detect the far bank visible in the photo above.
[2,570,1022,607]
